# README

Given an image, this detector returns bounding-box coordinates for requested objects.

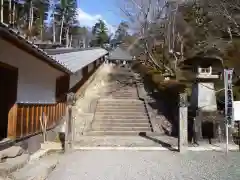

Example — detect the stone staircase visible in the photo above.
[86,99,153,136]
[101,82,139,99]
[73,66,178,147]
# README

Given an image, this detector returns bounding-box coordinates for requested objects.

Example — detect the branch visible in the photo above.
[221,2,239,28]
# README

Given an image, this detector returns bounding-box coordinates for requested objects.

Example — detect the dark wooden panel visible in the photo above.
[14,102,65,139]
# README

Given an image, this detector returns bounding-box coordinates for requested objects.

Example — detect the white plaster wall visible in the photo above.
[234,101,240,121]
[0,38,64,104]
[70,69,83,89]
[88,63,94,72]
[191,82,217,111]
[198,83,217,111]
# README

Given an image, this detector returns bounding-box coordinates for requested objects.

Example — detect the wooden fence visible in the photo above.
[8,102,66,139]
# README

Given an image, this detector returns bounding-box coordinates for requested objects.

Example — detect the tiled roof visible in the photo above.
[44,47,104,55]
[108,47,133,61]
[0,23,72,74]
[0,23,108,74]
[47,48,108,73]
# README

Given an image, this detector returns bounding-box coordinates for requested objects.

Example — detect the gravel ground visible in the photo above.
[47,150,240,180]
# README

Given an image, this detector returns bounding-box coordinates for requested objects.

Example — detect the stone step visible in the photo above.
[103,90,137,92]
[107,95,138,98]
[97,104,145,107]
[92,119,150,124]
[98,103,144,105]
[91,126,152,131]
[74,135,177,147]
[10,153,60,180]
[103,94,138,96]
[84,131,153,136]
[95,112,148,115]
[99,99,143,103]
[109,97,139,99]
[103,86,136,88]
[97,105,144,108]
[97,102,144,106]
[106,90,137,92]
[94,115,149,120]
[104,96,139,98]
[96,108,147,111]
[104,92,137,94]
[105,91,137,93]
[92,123,151,128]
[103,88,137,91]
[104,90,137,93]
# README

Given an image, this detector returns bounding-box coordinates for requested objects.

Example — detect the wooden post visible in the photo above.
[178,93,188,153]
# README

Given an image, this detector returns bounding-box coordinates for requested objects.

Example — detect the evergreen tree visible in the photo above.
[91,19,109,47]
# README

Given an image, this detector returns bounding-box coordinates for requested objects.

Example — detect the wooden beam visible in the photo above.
[26,105,29,136]
[31,106,34,134]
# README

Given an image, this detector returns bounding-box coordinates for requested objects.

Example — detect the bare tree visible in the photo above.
[119,0,175,74]
[119,0,240,75]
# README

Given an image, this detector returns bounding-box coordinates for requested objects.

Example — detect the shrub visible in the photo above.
[152,73,164,84]
[132,62,187,97]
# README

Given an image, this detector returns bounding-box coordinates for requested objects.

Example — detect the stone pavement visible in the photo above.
[47,150,240,180]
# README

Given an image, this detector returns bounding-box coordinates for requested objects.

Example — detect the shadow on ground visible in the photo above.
[139,132,178,151]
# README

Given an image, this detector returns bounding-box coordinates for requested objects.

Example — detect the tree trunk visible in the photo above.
[228,27,233,42]
[40,24,43,41]
[0,0,3,23]
[28,0,33,38]
[9,0,12,24]
[12,0,15,26]
[52,16,56,43]
[66,27,69,47]
[180,40,184,61]
[69,34,72,47]
[59,14,65,44]
[83,37,86,48]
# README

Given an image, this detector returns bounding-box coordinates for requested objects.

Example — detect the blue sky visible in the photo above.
[77,0,125,34]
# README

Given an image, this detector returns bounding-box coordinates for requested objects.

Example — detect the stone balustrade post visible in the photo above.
[178,93,188,153]
[65,92,76,152]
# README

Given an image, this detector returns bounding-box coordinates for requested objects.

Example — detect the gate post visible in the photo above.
[178,93,188,153]
[65,92,76,152]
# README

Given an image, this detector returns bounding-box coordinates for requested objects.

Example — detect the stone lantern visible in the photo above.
[182,55,223,142]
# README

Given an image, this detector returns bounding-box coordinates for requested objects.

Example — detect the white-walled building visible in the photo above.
[0,23,108,144]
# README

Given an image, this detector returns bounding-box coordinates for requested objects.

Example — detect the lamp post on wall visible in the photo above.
[65,92,76,151]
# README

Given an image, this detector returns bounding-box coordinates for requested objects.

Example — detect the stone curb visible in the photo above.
[73,145,239,152]
[30,143,62,161]
[133,73,161,134]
